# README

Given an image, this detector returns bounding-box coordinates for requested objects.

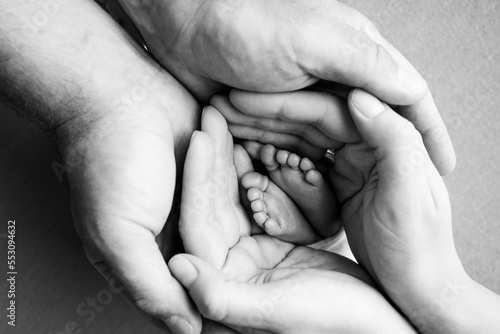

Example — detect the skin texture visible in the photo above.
[171,107,417,334]
[329,90,500,333]
[0,1,208,333]
[241,170,320,245]
[116,0,456,175]
[330,90,464,325]
[0,1,465,333]
[117,0,425,100]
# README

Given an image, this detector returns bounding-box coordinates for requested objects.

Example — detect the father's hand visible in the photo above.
[116,0,455,174]
[62,71,203,333]
[0,0,204,332]
[117,0,424,101]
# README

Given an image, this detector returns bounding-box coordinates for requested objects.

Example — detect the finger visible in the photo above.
[202,106,242,249]
[347,16,456,175]
[169,255,288,333]
[241,141,264,161]
[395,92,456,175]
[212,95,338,148]
[179,131,228,269]
[294,3,428,105]
[234,144,255,180]
[347,89,435,192]
[229,90,360,143]
[202,106,230,159]
[310,80,352,99]
[233,144,262,235]
[201,319,240,334]
[84,227,201,334]
[229,124,328,161]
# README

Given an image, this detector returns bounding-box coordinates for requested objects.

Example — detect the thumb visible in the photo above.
[169,255,284,333]
[347,89,431,182]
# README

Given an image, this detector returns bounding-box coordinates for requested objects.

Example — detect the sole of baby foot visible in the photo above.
[259,144,342,238]
[241,172,319,244]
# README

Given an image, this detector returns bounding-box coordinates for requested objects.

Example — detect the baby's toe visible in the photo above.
[242,141,264,160]
[260,144,279,171]
[234,144,254,179]
[276,150,290,166]
[305,169,323,186]
[263,218,281,235]
[286,153,301,169]
[299,157,316,173]
[250,199,267,212]
[241,172,269,192]
[247,188,264,202]
[253,211,269,226]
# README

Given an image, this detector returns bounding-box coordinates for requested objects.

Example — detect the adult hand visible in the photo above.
[117,0,424,101]
[214,89,500,333]
[330,89,467,332]
[115,0,455,174]
[64,86,203,333]
[1,1,205,332]
[218,88,454,176]
[168,106,416,334]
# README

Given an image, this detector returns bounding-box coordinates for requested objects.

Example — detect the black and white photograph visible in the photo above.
[1,0,500,333]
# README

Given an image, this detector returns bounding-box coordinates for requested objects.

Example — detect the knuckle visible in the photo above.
[399,120,423,144]
[370,43,397,81]
[199,291,227,321]
[133,295,165,318]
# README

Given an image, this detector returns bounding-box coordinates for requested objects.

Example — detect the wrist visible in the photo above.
[402,265,477,334]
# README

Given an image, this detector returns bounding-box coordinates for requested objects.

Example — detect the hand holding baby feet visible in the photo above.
[330,90,467,332]
[171,106,417,334]
[178,106,252,269]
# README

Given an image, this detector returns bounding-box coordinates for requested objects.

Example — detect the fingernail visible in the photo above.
[190,130,199,143]
[164,315,193,334]
[169,256,198,284]
[351,89,386,118]
[398,67,428,94]
[201,106,211,118]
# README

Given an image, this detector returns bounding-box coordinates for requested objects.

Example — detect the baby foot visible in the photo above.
[240,172,319,245]
[260,144,341,238]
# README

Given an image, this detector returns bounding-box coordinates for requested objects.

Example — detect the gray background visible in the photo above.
[1,0,499,333]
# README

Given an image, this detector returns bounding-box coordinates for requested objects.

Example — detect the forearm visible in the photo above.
[403,269,500,333]
[1,0,198,152]
[0,0,160,131]
[432,277,500,334]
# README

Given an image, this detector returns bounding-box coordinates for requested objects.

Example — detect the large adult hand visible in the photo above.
[117,0,424,101]
[168,106,416,334]
[0,0,211,332]
[66,91,237,334]
[114,0,455,174]
[62,73,206,333]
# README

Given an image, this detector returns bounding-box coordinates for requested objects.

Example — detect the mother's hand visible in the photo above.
[115,0,455,174]
[168,107,415,334]
[329,90,468,332]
